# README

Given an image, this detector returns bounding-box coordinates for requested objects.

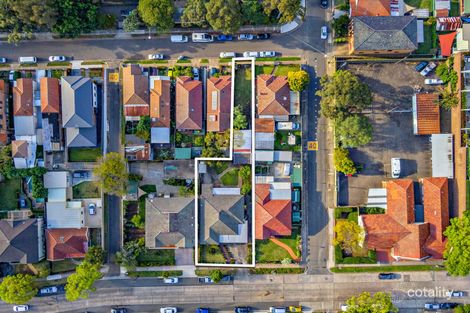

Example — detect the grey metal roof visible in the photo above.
[66,127,97,147]
[353,16,418,51]
[61,76,95,128]
[14,116,36,136]
[0,218,42,264]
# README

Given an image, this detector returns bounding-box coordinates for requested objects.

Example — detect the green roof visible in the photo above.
[291,167,302,187]
[465,0,470,13]
[174,148,192,160]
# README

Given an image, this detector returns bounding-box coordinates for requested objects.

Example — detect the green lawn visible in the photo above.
[137,249,176,266]
[73,181,100,199]
[199,245,226,263]
[234,67,252,112]
[68,147,102,162]
[220,168,239,186]
[274,64,300,76]
[50,260,77,274]
[404,0,432,9]
[214,162,229,175]
[127,270,182,277]
[450,0,459,16]
[0,179,21,210]
[255,65,274,76]
[274,131,301,152]
[467,180,470,210]
[256,230,300,263]
[416,22,437,55]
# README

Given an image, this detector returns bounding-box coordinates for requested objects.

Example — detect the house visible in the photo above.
[349,0,404,16]
[234,129,252,164]
[0,81,10,145]
[150,76,171,128]
[125,143,152,161]
[199,184,247,244]
[176,76,203,131]
[46,201,84,229]
[0,216,44,264]
[206,76,231,133]
[46,228,88,261]
[12,140,35,169]
[255,183,292,240]
[13,78,36,137]
[40,77,62,152]
[123,64,149,121]
[412,93,440,135]
[349,16,419,55]
[151,127,171,144]
[145,197,194,249]
[255,150,292,163]
[257,74,290,121]
[359,178,449,262]
[456,23,470,52]
[255,118,275,150]
[61,76,97,147]
[431,134,454,179]
[44,171,70,202]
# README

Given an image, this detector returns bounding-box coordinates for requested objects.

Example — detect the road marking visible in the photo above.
[307,141,318,151]
[108,72,119,82]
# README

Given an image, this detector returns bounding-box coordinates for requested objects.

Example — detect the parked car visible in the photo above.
[256,33,271,40]
[415,61,429,72]
[446,291,465,297]
[13,305,29,312]
[148,53,164,60]
[321,26,328,39]
[120,9,131,17]
[260,51,276,57]
[221,275,233,282]
[378,273,397,280]
[88,203,96,215]
[73,171,89,178]
[234,307,250,313]
[420,62,437,76]
[178,55,187,61]
[196,308,210,313]
[220,52,236,58]
[269,308,286,313]
[39,286,58,295]
[0,57,6,64]
[18,195,27,208]
[192,68,200,80]
[321,0,328,8]
[199,277,214,283]
[217,34,233,41]
[424,78,444,85]
[192,33,214,42]
[111,309,127,313]
[440,303,459,309]
[243,51,259,58]
[276,122,298,130]
[8,70,14,81]
[170,35,188,43]
[391,157,401,178]
[238,34,254,40]
[160,307,177,313]
[288,306,302,313]
[163,277,179,284]
[49,56,66,62]
[210,67,218,76]
[424,303,440,310]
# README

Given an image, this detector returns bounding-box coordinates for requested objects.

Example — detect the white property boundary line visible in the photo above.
[194,57,256,268]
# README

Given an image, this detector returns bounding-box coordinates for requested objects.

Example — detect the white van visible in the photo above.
[170,35,188,43]
[220,52,236,58]
[192,33,213,42]
[391,158,401,178]
[269,308,286,313]
[18,56,37,64]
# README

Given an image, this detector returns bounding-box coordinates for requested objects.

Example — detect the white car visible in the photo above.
[243,51,259,58]
[192,33,213,42]
[48,56,66,62]
[163,277,179,284]
[260,51,276,57]
[238,34,254,40]
[219,52,236,58]
[160,307,177,313]
[446,290,464,297]
[0,57,6,64]
[321,26,328,39]
[192,68,200,80]
[13,305,29,312]
[420,62,437,76]
[391,158,401,178]
[148,54,164,60]
[39,286,58,295]
[424,78,444,85]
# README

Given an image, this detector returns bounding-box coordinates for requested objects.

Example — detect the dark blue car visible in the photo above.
[217,34,233,41]
[415,61,428,72]
[196,309,210,313]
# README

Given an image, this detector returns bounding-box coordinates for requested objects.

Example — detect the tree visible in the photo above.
[333,147,356,175]
[31,175,47,198]
[131,214,145,229]
[345,292,398,313]
[0,274,37,304]
[233,106,248,130]
[262,0,304,23]
[241,0,268,25]
[332,15,349,38]
[333,220,364,254]
[93,152,128,196]
[138,0,175,31]
[287,70,309,92]
[123,9,141,32]
[65,262,102,301]
[317,70,372,120]
[135,115,151,142]
[436,56,458,90]
[239,166,252,195]
[437,86,459,110]
[335,115,373,147]
[116,240,145,271]
[205,0,242,34]
[52,0,98,38]
[443,211,470,276]
[181,0,207,27]
[0,145,14,179]
[194,136,205,147]
[209,269,223,283]
[84,246,105,266]
[455,305,470,313]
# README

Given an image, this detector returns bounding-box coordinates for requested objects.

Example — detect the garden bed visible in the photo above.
[50,260,78,274]
[274,131,301,152]
[250,267,305,274]
[137,249,175,266]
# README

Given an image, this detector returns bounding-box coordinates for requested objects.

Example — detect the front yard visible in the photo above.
[275,131,301,152]
[136,249,176,266]
[68,147,102,162]
[199,245,226,264]
[50,260,78,274]
[0,178,21,210]
[255,230,301,263]
[73,181,100,199]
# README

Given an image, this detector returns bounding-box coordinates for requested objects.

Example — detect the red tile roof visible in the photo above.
[13,79,33,116]
[257,74,290,117]
[124,106,150,117]
[255,118,275,133]
[415,93,440,135]
[11,140,29,158]
[150,79,171,128]
[176,76,203,130]
[206,76,231,132]
[255,184,292,240]
[350,0,391,16]
[40,77,60,114]
[46,228,88,261]
[125,143,151,161]
[435,9,449,17]
[123,64,149,117]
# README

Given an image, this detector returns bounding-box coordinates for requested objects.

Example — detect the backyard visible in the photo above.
[73,181,100,199]
[255,230,301,263]
[68,148,102,162]
[0,178,21,211]
[415,22,437,55]
[234,66,252,116]
[220,168,239,186]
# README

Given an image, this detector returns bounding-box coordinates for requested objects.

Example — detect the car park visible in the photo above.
[171,35,189,43]
[378,273,397,280]
[111,309,127,313]
[415,61,428,72]
[321,26,328,39]
[163,277,179,284]
[0,57,6,64]
[88,203,96,215]
[243,51,259,58]
[49,56,66,62]
[220,52,236,58]
[160,307,177,313]
[321,0,328,8]
[446,290,464,297]
[148,54,164,60]
[13,305,29,312]
[217,34,233,41]
[420,62,437,76]
[193,68,200,80]
[424,78,444,85]
[234,307,250,313]
[260,51,276,57]
[288,307,302,313]
[256,33,271,40]
[238,34,254,40]
[192,33,214,42]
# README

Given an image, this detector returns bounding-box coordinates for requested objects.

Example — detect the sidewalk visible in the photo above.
[133,265,197,277]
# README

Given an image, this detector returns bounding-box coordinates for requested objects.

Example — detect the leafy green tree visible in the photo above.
[193,136,205,147]
[233,106,248,130]
[138,0,175,31]
[123,9,141,32]
[444,211,470,276]
[333,147,356,175]
[135,115,151,142]
[239,165,252,195]
[455,304,470,313]
[345,292,398,313]
[317,70,372,120]
[335,115,373,147]
[262,0,304,23]
[181,0,208,27]
[205,132,217,147]
[0,274,37,304]
[52,0,98,38]
[436,56,458,90]
[131,214,145,229]
[216,130,230,148]
[332,15,349,38]
[0,145,15,179]
[287,70,309,92]
[205,0,242,34]
[116,240,145,271]
[173,66,193,78]
[241,0,269,25]
[334,220,364,254]
[209,269,223,283]
[93,152,128,196]
[31,175,47,198]
[98,14,116,29]
[437,86,459,110]
[65,262,102,302]
[84,246,106,266]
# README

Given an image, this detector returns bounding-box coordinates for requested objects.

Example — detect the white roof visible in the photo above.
[368,188,387,197]
[47,188,67,202]
[46,201,84,229]
[435,0,450,10]
[255,176,274,183]
[151,127,170,144]
[274,150,292,162]
[255,150,274,162]
[212,188,241,195]
[149,76,170,89]
[290,91,300,115]
[44,171,69,189]
[234,130,252,152]
[270,189,292,200]
[431,134,454,179]
[255,132,274,150]
[417,20,424,43]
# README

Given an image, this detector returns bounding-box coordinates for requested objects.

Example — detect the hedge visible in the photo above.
[250,268,305,274]
[334,207,356,219]
[361,207,386,214]
[330,265,445,273]
[126,270,182,277]
[195,269,235,276]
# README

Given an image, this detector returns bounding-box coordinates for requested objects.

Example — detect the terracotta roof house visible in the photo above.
[13,78,36,138]
[349,16,419,55]
[150,76,171,128]
[46,228,88,261]
[207,76,231,132]
[257,74,290,120]
[255,183,292,240]
[255,118,275,133]
[176,76,203,130]
[350,0,404,16]
[255,118,275,150]
[360,178,449,261]
[413,93,440,135]
[12,140,34,169]
[40,78,60,114]
[0,217,44,264]
[0,81,9,145]
[123,64,149,120]
[125,143,152,161]
[40,78,62,152]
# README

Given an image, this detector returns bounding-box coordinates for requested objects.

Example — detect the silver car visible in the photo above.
[238,34,254,40]
[260,51,276,57]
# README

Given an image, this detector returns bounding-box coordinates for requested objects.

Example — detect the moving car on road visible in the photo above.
[163,277,179,284]
[13,305,29,312]
[321,26,328,39]
[238,34,254,40]
[160,307,177,313]
[260,51,276,57]
[148,53,164,60]
[49,56,66,62]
